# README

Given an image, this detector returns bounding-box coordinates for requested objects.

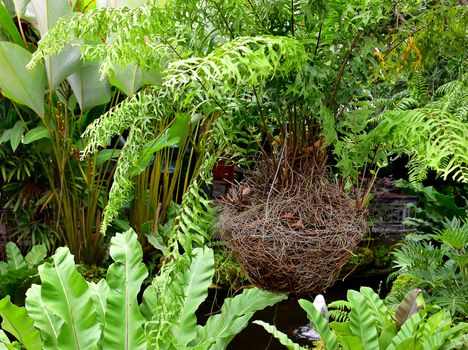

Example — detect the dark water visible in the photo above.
[198,275,389,350]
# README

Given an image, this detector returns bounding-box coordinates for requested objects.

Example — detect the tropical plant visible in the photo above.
[372,75,467,183]
[0,242,46,305]
[256,287,468,350]
[0,229,286,349]
[0,0,128,263]
[388,217,468,319]
[25,1,467,240]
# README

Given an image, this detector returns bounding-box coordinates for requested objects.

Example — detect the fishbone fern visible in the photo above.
[373,76,468,183]
[71,35,310,235]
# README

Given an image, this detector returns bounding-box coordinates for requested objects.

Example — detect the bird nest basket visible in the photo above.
[217,164,367,294]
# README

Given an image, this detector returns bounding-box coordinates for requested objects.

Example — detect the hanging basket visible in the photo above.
[217,165,367,294]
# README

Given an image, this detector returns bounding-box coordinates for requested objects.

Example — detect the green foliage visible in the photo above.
[76,265,107,284]
[0,42,46,117]
[376,75,467,182]
[299,299,339,350]
[258,287,468,350]
[0,0,120,263]
[389,218,468,319]
[254,321,307,350]
[0,243,46,305]
[0,296,42,350]
[24,0,398,234]
[213,248,249,289]
[0,2,25,47]
[396,179,467,231]
[0,230,285,349]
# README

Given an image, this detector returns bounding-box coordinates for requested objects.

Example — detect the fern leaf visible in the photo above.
[253,321,307,350]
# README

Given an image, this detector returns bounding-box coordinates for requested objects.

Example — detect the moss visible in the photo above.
[389,274,416,294]
[213,250,250,289]
[76,264,107,283]
[373,244,394,268]
[385,274,417,307]
[342,246,374,274]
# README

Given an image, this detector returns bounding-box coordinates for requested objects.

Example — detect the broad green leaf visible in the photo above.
[341,335,364,350]
[25,284,63,350]
[23,126,50,144]
[132,134,179,176]
[67,62,111,112]
[425,322,468,350]
[299,299,339,350]
[360,287,393,330]
[9,121,24,151]
[109,64,144,96]
[38,247,100,350]
[29,0,71,37]
[0,129,12,144]
[379,323,397,349]
[198,289,287,347]
[253,321,306,350]
[172,247,214,346]
[101,230,148,350]
[96,148,120,166]
[0,42,46,117]
[88,279,109,330]
[31,0,82,89]
[142,67,162,85]
[0,2,24,47]
[387,312,424,350]
[330,321,351,336]
[24,244,47,268]
[168,113,191,148]
[0,296,42,350]
[12,0,34,20]
[6,242,26,271]
[145,233,168,254]
[0,262,7,275]
[97,0,147,8]
[394,289,423,329]
[0,329,11,344]
[347,290,379,350]
[73,0,96,11]
[420,309,451,343]
[45,47,83,90]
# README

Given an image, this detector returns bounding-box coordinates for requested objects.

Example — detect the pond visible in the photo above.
[199,275,389,349]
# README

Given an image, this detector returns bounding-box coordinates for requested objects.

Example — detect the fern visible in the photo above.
[389,218,468,318]
[409,72,430,104]
[372,74,468,183]
[73,34,310,234]
[28,5,177,76]
[328,300,351,323]
[253,321,307,350]
[375,107,467,182]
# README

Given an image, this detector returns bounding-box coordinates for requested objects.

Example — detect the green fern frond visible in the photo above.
[28,5,176,75]
[328,309,349,323]
[253,321,307,350]
[432,78,468,120]
[77,35,309,234]
[328,299,351,322]
[395,97,420,110]
[376,107,468,182]
[409,72,430,103]
[432,217,468,250]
